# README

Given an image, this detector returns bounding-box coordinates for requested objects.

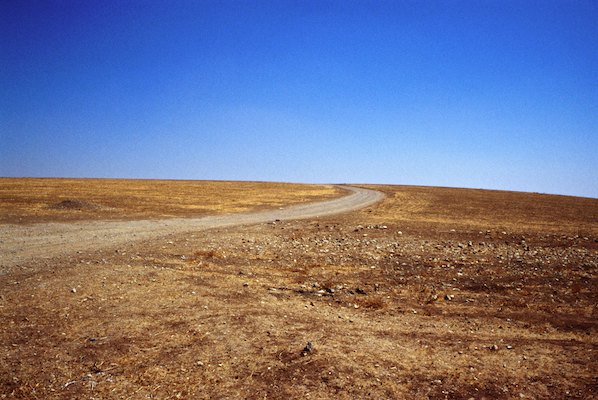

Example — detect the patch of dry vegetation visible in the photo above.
[0,178,342,224]
[358,185,598,234]
[1,183,597,399]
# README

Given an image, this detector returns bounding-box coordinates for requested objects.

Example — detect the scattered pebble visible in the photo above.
[301,341,314,356]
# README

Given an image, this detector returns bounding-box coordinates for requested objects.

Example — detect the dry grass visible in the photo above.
[0,178,342,224]
[357,184,598,234]
[1,181,597,399]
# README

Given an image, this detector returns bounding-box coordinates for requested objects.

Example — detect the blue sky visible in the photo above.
[1,1,597,197]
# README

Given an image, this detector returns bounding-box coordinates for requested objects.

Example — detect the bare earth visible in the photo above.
[1,180,596,399]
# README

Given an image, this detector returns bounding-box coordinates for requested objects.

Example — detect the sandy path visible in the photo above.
[0,186,383,269]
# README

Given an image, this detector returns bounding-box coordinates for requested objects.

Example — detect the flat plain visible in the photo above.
[1,179,596,399]
[0,178,342,224]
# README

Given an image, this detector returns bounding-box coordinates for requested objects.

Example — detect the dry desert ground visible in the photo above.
[1,178,597,399]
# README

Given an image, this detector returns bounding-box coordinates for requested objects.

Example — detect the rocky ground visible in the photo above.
[1,184,596,399]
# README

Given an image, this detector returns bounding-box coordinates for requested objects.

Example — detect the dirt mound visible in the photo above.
[49,199,101,210]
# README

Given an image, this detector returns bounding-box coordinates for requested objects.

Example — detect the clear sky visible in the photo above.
[1,1,597,198]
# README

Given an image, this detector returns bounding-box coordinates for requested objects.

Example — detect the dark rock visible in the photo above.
[301,341,314,356]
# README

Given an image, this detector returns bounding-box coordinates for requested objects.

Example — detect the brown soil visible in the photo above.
[48,199,104,210]
[1,181,596,399]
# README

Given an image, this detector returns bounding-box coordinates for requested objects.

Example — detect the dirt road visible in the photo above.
[0,185,383,269]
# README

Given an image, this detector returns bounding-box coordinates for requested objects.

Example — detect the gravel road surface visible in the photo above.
[0,185,383,269]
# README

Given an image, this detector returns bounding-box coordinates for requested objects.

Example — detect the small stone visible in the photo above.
[196,361,204,367]
[71,288,77,293]
[301,341,314,356]
[490,344,499,351]
[242,282,249,287]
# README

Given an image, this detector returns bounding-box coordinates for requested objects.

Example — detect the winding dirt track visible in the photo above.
[0,185,384,269]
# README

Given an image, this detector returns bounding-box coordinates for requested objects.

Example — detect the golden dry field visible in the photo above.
[0,178,342,224]
[357,184,598,234]
[1,180,597,399]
